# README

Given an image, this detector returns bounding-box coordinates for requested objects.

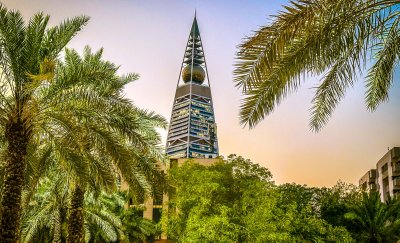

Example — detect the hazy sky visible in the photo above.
[4,0,399,187]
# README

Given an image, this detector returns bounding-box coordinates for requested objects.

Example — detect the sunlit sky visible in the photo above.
[5,0,400,187]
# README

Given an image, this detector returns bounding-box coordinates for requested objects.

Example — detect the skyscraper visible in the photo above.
[166,15,219,159]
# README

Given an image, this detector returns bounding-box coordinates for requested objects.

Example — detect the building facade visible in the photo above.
[359,147,400,201]
[165,15,219,159]
[359,169,376,192]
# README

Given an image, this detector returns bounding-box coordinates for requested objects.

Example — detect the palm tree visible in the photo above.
[345,192,400,242]
[21,165,160,243]
[21,170,125,243]
[234,0,400,131]
[26,47,167,242]
[20,171,68,243]
[0,4,89,241]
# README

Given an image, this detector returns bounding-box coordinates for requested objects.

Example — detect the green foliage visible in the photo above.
[0,3,164,242]
[226,154,272,183]
[234,0,400,131]
[166,155,354,242]
[0,3,89,240]
[242,182,353,242]
[21,170,158,243]
[120,208,157,242]
[29,46,167,197]
[166,160,240,242]
[16,46,167,241]
[345,192,400,242]
[319,181,361,230]
[0,4,166,239]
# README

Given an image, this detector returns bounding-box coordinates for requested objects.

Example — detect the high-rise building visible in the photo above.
[165,14,219,159]
[137,16,220,242]
[359,147,400,201]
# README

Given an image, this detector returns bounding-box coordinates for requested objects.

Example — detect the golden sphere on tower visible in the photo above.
[182,64,205,84]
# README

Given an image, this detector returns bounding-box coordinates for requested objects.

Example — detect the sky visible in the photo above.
[4,0,400,187]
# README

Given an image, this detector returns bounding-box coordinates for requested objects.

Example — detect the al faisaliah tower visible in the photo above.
[165,14,219,159]
[140,15,220,241]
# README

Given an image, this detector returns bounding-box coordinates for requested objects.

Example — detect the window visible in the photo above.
[153,208,162,223]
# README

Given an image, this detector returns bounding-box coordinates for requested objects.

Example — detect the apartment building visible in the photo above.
[359,169,377,192]
[359,147,400,201]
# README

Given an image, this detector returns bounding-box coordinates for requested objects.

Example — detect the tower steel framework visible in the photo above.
[165,15,219,159]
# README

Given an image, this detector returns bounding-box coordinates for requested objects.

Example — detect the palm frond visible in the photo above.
[23,12,50,73]
[42,16,89,58]
[85,210,118,242]
[310,42,363,131]
[234,0,400,130]
[365,17,400,111]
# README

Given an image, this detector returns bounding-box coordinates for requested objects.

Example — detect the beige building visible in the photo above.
[359,169,376,192]
[359,147,400,201]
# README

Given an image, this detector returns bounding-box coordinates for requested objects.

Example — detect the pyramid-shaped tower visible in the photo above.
[166,15,219,159]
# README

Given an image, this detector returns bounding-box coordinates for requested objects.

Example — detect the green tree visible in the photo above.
[119,207,157,243]
[345,192,400,242]
[226,154,272,183]
[26,47,166,242]
[318,181,362,234]
[0,4,89,241]
[166,156,352,242]
[0,34,166,242]
[258,183,353,242]
[166,160,241,242]
[21,167,158,243]
[234,0,400,131]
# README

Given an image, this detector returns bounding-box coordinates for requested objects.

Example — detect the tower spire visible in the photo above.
[165,15,219,159]
[183,15,204,65]
[179,14,207,85]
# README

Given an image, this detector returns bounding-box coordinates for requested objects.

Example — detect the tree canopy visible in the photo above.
[165,155,363,242]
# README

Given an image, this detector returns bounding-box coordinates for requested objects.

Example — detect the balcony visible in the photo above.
[369,169,376,179]
[392,163,400,176]
[391,147,400,160]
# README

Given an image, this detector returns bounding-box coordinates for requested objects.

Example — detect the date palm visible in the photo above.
[235,0,400,131]
[21,171,158,243]
[0,4,89,241]
[21,169,125,243]
[20,138,164,243]
[345,192,400,242]
[27,47,167,242]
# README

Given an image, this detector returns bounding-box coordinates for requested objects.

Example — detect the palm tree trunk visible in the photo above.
[0,121,29,243]
[52,207,62,243]
[67,185,85,243]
